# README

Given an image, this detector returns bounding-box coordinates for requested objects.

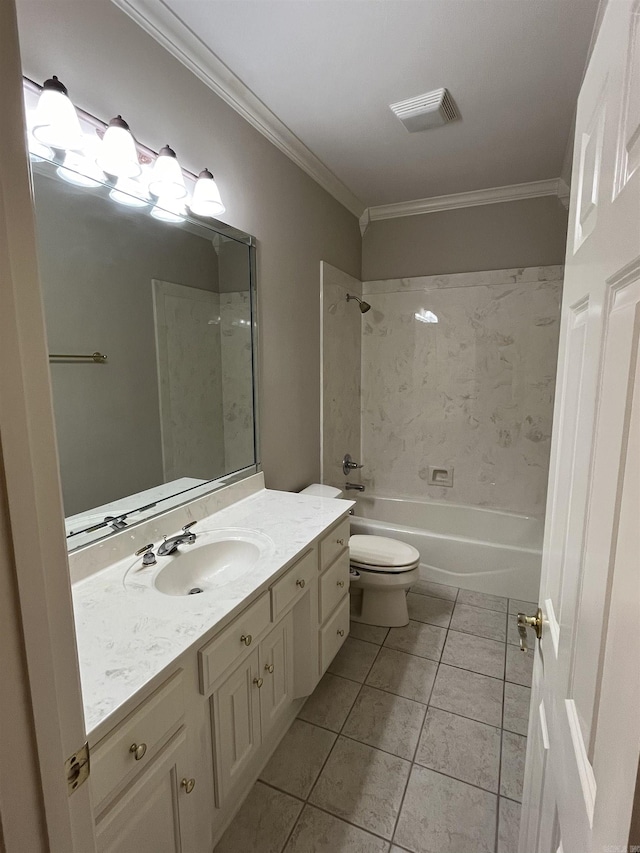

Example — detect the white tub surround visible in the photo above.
[352,494,542,601]
[73,482,353,737]
[321,261,363,490]
[361,265,563,517]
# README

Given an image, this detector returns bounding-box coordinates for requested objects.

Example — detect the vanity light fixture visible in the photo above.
[31,75,83,151]
[148,145,187,200]
[28,138,53,163]
[97,115,141,178]
[190,169,225,217]
[57,150,105,188]
[150,195,187,223]
[109,177,150,208]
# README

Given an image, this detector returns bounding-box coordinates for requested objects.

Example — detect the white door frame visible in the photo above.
[0,1,96,849]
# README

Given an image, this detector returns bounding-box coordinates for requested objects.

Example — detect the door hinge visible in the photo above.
[65,742,90,795]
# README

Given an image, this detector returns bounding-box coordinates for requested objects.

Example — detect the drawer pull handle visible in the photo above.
[296,578,306,589]
[337,580,345,588]
[240,634,252,646]
[254,677,264,688]
[265,663,274,674]
[181,777,196,794]
[337,538,345,546]
[337,629,345,637]
[129,742,147,761]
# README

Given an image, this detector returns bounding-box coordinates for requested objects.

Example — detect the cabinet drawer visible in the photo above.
[319,595,350,674]
[199,592,271,695]
[91,670,184,811]
[320,517,350,571]
[270,548,317,620]
[319,549,350,622]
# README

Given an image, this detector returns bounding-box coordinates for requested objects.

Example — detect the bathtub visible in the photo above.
[350,494,542,602]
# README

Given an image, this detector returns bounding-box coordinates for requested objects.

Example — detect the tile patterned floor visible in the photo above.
[214,584,535,853]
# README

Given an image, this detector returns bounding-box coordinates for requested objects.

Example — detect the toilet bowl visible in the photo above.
[300,484,420,628]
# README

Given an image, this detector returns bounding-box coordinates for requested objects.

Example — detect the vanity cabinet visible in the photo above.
[91,670,199,853]
[210,612,294,806]
[95,728,197,853]
[317,519,351,676]
[86,506,351,852]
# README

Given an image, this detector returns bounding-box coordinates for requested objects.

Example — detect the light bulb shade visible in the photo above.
[109,177,149,208]
[28,137,53,163]
[56,151,104,188]
[97,116,141,178]
[148,145,186,200]
[190,168,225,217]
[150,195,187,223]
[32,76,83,150]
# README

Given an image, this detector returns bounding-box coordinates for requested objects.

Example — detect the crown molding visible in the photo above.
[110,0,365,218]
[363,178,561,228]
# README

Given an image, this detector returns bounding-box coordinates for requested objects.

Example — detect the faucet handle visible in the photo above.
[343,454,364,475]
[135,543,154,556]
[182,521,197,533]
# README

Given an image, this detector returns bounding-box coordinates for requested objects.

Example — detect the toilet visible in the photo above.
[300,484,420,628]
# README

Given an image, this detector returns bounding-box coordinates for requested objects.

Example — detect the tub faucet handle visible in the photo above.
[343,454,363,475]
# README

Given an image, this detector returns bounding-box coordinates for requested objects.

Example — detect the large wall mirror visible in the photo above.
[31,159,258,551]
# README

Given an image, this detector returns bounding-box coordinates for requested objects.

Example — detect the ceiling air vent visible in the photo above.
[390,88,459,133]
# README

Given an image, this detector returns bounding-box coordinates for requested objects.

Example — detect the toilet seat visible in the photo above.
[349,534,420,573]
[350,561,418,574]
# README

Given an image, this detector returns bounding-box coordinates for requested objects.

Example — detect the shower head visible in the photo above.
[346,293,371,314]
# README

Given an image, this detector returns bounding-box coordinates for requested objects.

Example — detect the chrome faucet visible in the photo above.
[345,482,365,492]
[157,522,198,556]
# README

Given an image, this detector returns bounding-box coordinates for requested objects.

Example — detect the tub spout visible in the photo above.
[346,482,365,492]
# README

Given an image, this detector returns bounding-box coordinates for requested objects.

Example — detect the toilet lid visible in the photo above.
[349,534,420,570]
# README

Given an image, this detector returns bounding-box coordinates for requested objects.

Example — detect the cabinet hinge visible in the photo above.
[65,742,90,795]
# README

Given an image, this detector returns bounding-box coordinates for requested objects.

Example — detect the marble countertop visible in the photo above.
[72,488,353,737]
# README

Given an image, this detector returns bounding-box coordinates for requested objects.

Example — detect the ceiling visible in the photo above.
[155,0,598,210]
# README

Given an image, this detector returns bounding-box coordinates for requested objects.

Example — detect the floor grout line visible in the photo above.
[264,595,529,853]
[280,639,392,851]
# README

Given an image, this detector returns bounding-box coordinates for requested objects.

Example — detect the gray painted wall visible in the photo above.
[362,196,568,280]
[16,0,362,493]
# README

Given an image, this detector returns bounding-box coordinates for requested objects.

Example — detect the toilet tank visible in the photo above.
[300,483,344,499]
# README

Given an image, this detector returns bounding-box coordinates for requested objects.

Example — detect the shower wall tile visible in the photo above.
[220,291,255,473]
[321,262,363,491]
[360,266,563,516]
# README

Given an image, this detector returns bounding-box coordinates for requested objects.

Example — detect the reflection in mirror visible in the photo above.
[32,161,257,550]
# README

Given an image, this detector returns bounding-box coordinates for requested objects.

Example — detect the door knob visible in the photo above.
[517,608,543,652]
[254,677,264,688]
[296,578,306,588]
[181,777,196,794]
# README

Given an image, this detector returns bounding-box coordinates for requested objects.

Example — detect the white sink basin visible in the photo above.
[124,528,274,597]
[154,540,261,596]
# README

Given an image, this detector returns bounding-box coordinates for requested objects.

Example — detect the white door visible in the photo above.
[520,2,640,852]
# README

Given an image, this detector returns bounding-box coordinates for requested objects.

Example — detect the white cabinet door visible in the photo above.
[95,729,196,853]
[211,648,261,806]
[259,612,294,737]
